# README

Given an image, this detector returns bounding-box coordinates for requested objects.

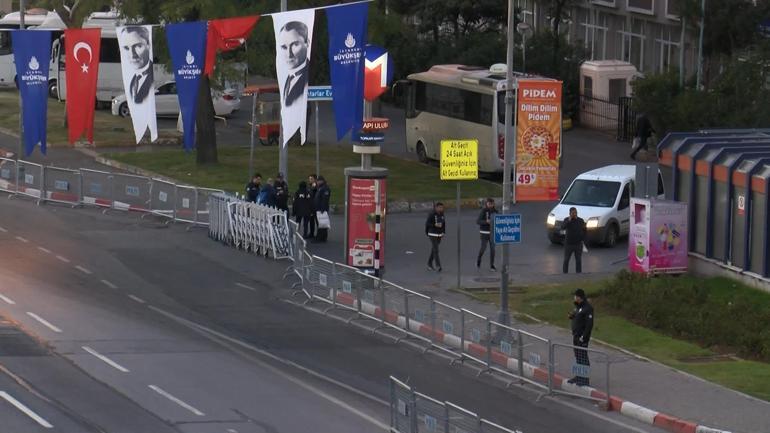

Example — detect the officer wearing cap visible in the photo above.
[568,288,594,386]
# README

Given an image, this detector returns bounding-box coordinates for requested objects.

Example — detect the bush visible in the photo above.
[599,271,770,362]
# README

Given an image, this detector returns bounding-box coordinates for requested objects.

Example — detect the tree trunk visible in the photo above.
[195,75,218,165]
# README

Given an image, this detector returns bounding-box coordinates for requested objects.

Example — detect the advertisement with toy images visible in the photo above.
[629,198,688,274]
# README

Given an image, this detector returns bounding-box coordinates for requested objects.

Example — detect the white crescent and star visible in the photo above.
[73,42,93,74]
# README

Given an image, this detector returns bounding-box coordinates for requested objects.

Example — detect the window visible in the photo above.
[561,180,621,208]
[579,9,608,60]
[0,31,11,55]
[100,38,121,63]
[415,82,493,125]
[618,183,631,210]
[665,0,680,19]
[584,76,594,98]
[157,82,176,95]
[627,0,654,15]
[654,26,680,73]
[619,19,646,71]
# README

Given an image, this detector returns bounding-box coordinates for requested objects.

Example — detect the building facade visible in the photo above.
[518,0,698,76]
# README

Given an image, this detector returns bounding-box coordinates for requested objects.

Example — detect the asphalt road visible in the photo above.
[0,189,666,433]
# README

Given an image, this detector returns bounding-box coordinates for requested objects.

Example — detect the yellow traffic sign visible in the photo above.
[440,139,479,180]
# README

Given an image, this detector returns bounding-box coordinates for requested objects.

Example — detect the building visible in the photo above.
[0,0,12,16]
[518,0,698,76]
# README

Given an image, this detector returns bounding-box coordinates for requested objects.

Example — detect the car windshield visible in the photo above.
[561,179,620,208]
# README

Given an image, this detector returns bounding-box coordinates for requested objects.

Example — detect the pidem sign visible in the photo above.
[440,139,478,180]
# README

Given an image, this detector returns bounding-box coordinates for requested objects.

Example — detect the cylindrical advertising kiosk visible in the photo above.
[344,167,388,275]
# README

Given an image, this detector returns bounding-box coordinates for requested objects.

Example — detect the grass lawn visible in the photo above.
[464,278,770,401]
[0,89,177,147]
[105,146,501,207]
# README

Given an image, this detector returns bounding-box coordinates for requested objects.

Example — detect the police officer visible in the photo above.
[562,207,586,273]
[476,198,497,271]
[245,173,261,203]
[568,288,594,386]
[425,202,446,272]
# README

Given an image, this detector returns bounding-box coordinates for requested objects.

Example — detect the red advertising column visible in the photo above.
[344,168,388,273]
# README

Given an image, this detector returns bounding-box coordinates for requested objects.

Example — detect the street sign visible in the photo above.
[362,118,390,131]
[357,132,385,143]
[439,139,478,180]
[308,86,333,101]
[494,214,522,244]
[364,45,394,101]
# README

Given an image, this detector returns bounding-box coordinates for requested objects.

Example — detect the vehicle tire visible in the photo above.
[604,224,619,248]
[119,102,130,118]
[548,234,562,245]
[416,142,429,164]
[48,80,58,99]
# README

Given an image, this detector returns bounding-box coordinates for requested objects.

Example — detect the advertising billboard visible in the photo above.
[347,177,386,269]
[629,198,688,274]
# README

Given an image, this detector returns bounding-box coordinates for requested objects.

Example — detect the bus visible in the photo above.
[56,11,174,106]
[0,9,65,96]
[401,64,558,174]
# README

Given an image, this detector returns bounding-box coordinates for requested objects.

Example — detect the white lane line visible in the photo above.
[235,282,256,292]
[0,293,15,305]
[100,279,117,289]
[37,246,51,254]
[127,294,145,304]
[55,255,70,263]
[26,312,62,333]
[82,346,130,373]
[74,265,92,275]
[0,391,53,428]
[0,226,7,233]
[148,385,205,416]
[14,236,28,243]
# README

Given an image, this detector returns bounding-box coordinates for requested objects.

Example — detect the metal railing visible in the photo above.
[0,157,223,227]
[389,376,522,433]
[578,94,637,142]
[285,224,618,408]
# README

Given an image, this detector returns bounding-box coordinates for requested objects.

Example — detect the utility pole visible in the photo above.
[279,0,288,182]
[696,0,705,89]
[17,0,25,161]
[499,0,515,328]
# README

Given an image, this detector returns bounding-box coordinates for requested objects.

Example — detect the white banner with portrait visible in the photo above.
[117,25,158,143]
[272,9,314,147]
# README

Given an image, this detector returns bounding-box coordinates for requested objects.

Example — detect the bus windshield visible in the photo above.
[561,180,620,208]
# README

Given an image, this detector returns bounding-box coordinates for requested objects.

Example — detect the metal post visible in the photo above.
[459,310,465,359]
[315,100,320,176]
[331,263,337,308]
[278,0,288,182]
[18,0,25,161]
[404,291,411,333]
[430,299,437,344]
[361,101,373,170]
[696,0,706,89]
[605,355,611,410]
[517,329,524,381]
[379,278,386,324]
[499,0,515,327]
[522,33,527,73]
[547,340,554,394]
[193,188,199,225]
[456,182,461,290]
[485,320,492,368]
[248,90,257,178]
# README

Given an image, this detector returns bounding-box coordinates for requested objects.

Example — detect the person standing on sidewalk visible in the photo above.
[245,173,261,203]
[476,198,497,271]
[313,176,331,243]
[568,288,594,386]
[425,202,446,272]
[292,181,314,238]
[274,172,290,214]
[562,207,586,274]
[630,112,654,161]
[307,174,318,239]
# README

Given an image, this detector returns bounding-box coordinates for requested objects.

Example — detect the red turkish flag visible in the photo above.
[65,28,101,144]
[204,16,260,77]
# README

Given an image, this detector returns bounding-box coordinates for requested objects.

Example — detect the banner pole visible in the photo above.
[315,100,320,176]
[17,0,25,161]
[499,0,515,330]
[278,0,288,182]
[249,90,257,179]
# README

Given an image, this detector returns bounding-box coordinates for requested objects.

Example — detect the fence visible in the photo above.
[578,94,637,142]
[0,158,223,227]
[285,224,618,408]
[389,376,522,433]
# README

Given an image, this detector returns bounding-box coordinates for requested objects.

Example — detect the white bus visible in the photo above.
[57,11,173,105]
[0,9,65,96]
[402,64,558,174]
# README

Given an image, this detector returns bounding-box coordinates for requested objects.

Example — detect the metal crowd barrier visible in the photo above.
[389,376,522,433]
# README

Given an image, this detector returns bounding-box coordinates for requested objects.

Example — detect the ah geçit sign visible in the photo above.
[515,80,562,201]
[440,139,478,180]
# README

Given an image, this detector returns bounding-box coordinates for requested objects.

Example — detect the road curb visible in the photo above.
[327,291,736,433]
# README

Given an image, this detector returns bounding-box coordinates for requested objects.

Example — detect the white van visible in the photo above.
[546,165,664,247]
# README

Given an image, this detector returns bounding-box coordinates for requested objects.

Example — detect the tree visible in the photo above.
[541,0,579,72]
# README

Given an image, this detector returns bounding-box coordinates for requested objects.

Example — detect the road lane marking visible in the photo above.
[82,346,129,373]
[55,255,70,263]
[148,385,205,416]
[0,391,53,428]
[0,294,15,305]
[0,226,7,233]
[26,312,62,333]
[101,279,117,289]
[74,265,92,275]
[148,305,390,429]
[235,282,256,292]
[14,236,28,243]
[127,295,145,304]
[37,246,51,254]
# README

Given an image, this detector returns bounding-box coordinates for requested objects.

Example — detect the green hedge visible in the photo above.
[600,271,770,362]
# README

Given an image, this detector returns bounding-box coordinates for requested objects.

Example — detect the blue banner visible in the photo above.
[326,2,368,141]
[166,21,207,151]
[12,30,52,156]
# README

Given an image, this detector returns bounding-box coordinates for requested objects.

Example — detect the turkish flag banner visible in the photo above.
[204,16,259,77]
[65,28,101,144]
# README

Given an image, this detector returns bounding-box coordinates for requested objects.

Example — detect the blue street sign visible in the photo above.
[494,213,522,244]
[357,132,385,143]
[308,86,333,101]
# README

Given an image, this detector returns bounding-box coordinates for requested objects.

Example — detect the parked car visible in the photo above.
[545,164,665,247]
[111,81,241,118]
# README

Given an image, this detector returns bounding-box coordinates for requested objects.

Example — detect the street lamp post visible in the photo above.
[516,22,532,73]
[696,0,706,89]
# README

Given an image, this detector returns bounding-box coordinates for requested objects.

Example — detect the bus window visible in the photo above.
[415,81,492,125]
[0,31,11,55]
[100,38,120,63]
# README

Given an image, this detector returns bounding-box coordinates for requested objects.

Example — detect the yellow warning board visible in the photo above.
[440,139,479,180]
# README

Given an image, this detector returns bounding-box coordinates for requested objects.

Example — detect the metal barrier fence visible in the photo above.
[578,94,637,142]
[286,243,617,407]
[389,376,522,433]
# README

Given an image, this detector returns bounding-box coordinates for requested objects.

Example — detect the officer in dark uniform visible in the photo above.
[476,198,497,271]
[425,202,446,272]
[245,173,261,203]
[568,288,594,386]
[562,207,586,273]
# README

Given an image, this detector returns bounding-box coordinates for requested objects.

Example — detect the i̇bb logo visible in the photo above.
[364,44,394,101]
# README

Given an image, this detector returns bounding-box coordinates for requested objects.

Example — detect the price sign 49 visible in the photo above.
[517,173,537,185]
